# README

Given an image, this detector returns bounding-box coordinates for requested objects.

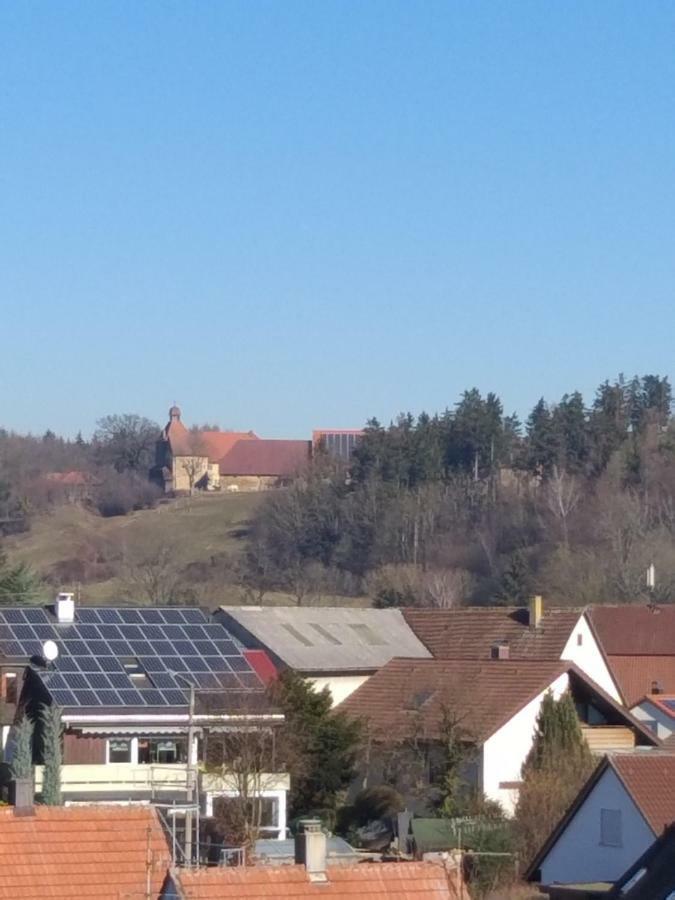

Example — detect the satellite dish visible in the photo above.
[42,640,59,662]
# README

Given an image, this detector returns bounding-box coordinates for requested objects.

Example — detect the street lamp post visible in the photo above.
[168,672,198,866]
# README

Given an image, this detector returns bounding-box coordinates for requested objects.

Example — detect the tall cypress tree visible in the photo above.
[517,691,595,865]
[40,704,63,806]
[11,715,34,781]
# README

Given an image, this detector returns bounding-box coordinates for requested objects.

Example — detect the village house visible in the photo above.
[2,594,290,844]
[585,604,675,708]
[526,753,675,890]
[338,659,658,815]
[403,596,621,702]
[215,606,431,706]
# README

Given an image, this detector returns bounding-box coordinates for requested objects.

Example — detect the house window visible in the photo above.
[577,633,583,646]
[108,739,132,763]
[213,795,280,833]
[137,738,186,765]
[2,673,17,705]
[600,808,622,847]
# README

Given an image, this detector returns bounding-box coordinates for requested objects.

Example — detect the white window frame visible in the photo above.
[106,737,138,764]
[205,788,287,840]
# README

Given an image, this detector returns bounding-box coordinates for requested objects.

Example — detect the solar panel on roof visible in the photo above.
[119,625,144,640]
[184,656,208,672]
[97,690,122,706]
[118,609,144,623]
[50,689,77,706]
[98,608,123,623]
[663,699,675,712]
[140,689,164,706]
[163,689,188,705]
[77,657,102,673]
[2,610,26,623]
[159,609,185,624]
[76,608,100,622]
[181,609,205,623]
[73,689,99,706]
[1,605,263,711]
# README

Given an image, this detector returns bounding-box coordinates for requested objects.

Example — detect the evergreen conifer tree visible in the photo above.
[11,715,33,781]
[40,704,63,806]
[495,551,532,606]
[516,691,595,865]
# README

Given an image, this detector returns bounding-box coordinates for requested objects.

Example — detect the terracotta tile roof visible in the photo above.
[401,607,581,660]
[612,753,675,833]
[0,804,171,898]
[587,605,675,655]
[165,418,259,462]
[338,658,568,743]
[606,655,675,707]
[173,861,458,898]
[218,439,311,477]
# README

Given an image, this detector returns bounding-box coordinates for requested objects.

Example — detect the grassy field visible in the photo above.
[5,492,369,609]
[5,492,263,606]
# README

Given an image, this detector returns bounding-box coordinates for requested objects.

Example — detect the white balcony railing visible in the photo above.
[34,763,192,794]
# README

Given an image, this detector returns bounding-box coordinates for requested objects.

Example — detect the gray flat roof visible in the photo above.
[217,606,431,672]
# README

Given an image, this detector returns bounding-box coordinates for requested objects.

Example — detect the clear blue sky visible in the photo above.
[2,2,675,439]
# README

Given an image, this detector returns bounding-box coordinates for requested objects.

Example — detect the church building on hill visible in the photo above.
[153,406,311,493]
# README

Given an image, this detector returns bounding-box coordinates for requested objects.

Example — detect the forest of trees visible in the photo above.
[2,374,675,609]
[245,374,675,607]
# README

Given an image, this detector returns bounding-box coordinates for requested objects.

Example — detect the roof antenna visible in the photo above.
[647,563,658,610]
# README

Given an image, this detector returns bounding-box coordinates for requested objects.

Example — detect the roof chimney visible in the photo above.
[55,592,75,624]
[294,818,327,883]
[491,641,510,660]
[529,595,543,629]
[13,776,34,817]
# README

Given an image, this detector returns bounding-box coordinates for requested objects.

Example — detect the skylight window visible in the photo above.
[310,624,341,645]
[349,624,386,646]
[282,624,313,647]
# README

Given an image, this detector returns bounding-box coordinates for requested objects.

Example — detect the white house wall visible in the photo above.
[482,672,569,815]
[560,615,621,702]
[631,699,673,739]
[539,766,655,885]
[310,674,370,707]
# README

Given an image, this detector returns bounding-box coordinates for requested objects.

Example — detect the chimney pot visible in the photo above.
[13,776,34,817]
[529,595,543,629]
[55,592,75,624]
[491,641,510,660]
[294,818,327,882]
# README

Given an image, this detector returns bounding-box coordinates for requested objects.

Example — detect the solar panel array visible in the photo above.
[0,607,262,710]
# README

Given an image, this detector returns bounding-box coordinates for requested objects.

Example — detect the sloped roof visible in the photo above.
[338,659,658,747]
[219,439,311,476]
[0,804,170,899]
[216,607,431,673]
[526,753,675,881]
[612,753,675,833]
[171,861,456,898]
[587,605,675,655]
[44,470,96,486]
[338,658,568,742]
[402,607,581,659]
[0,605,263,714]
[607,655,675,707]
[607,822,675,899]
[161,410,258,462]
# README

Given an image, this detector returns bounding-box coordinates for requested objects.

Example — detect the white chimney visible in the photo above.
[55,592,75,624]
[294,819,327,882]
